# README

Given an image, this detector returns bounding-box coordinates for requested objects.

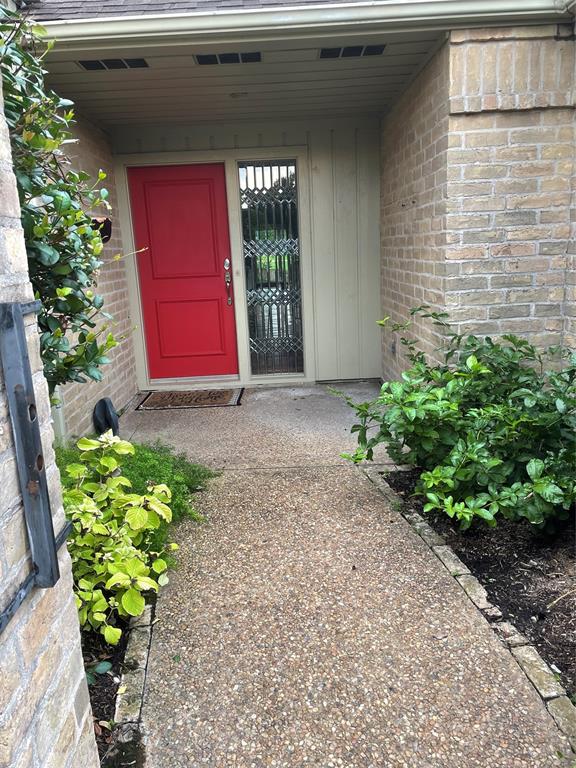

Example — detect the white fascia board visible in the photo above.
[40,0,573,47]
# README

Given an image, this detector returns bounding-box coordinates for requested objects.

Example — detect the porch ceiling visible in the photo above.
[44,31,445,125]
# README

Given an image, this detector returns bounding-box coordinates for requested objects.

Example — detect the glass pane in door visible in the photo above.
[238,161,304,375]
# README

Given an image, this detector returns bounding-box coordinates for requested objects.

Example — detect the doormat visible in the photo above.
[137,389,243,410]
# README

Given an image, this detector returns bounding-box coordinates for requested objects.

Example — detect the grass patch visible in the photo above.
[56,438,216,528]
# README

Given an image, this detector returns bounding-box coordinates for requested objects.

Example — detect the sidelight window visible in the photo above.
[238,161,304,376]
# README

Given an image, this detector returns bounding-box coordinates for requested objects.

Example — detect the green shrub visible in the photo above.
[1,11,118,394]
[343,307,576,530]
[62,431,178,645]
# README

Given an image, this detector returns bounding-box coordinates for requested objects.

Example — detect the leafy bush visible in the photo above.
[62,431,178,645]
[344,307,576,530]
[0,11,117,393]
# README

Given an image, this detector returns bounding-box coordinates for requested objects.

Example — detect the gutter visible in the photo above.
[39,0,573,47]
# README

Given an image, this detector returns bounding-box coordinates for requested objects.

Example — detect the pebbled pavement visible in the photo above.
[125,385,572,767]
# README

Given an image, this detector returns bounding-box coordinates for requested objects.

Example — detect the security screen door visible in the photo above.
[238,161,304,376]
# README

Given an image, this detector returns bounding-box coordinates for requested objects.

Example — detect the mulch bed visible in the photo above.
[385,468,576,698]
[82,622,129,764]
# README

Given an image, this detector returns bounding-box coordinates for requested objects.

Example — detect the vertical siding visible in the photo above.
[110,117,381,380]
[333,125,360,377]
[357,124,383,376]
[308,127,338,379]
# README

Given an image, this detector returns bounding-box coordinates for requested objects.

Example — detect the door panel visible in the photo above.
[128,164,238,379]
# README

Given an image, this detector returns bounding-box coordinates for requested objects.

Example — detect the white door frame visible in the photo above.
[114,147,316,391]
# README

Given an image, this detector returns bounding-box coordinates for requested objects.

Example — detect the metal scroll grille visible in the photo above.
[239,161,304,375]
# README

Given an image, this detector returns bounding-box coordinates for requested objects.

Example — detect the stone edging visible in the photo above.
[112,603,154,752]
[362,465,576,754]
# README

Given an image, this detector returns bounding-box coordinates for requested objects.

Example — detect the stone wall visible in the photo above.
[380,24,576,376]
[57,115,138,438]
[380,42,450,379]
[0,81,99,768]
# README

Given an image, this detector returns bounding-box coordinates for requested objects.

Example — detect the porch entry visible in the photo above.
[128,160,304,382]
[128,163,238,379]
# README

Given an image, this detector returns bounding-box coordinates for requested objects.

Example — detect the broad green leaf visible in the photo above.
[124,558,147,578]
[112,440,135,455]
[136,576,159,592]
[65,462,87,479]
[103,625,122,645]
[99,456,119,473]
[125,506,149,530]
[121,588,145,617]
[390,381,403,398]
[465,355,478,370]
[404,407,417,422]
[77,437,101,451]
[92,523,109,535]
[526,458,544,481]
[33,242,60,266]
[146,497,172,522]
[105,572,130,589]
[534,481,564,505]
[152,558,167,574]
[93,661,112,674]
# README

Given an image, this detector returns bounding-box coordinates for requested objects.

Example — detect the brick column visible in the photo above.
[380,43,450,379]
[0,80,99,767]
[446,24,576,346]
[380,24,575,377]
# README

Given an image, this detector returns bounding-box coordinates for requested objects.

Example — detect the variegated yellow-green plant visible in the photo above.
[62,431,177,645]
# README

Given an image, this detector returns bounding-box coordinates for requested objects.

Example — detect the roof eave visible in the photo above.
[39,0,574,47]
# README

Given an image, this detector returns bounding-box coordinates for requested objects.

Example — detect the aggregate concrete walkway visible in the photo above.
[123,384,571,767]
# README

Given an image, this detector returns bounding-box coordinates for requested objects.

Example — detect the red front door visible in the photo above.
[128,164,238,379]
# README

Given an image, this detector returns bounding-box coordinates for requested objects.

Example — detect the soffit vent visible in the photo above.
[78,58,149,71]
[319,45,386,59]
[196,52,262,65]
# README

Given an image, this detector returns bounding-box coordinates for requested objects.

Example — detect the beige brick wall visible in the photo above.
[449,25,575,115]
[446,109,574,344]
[57,115,138,438]
[380,25,575,377]
[380,42,450,379]
[566,147,576,348]
[446,26,575,345]
[0,81,98,768]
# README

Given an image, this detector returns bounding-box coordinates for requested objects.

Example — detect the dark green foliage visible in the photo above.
[0,11,117,394]
[344,307,576,530]
[121,442,215,523]
[85,660,112,685]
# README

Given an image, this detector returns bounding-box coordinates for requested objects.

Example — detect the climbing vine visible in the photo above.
[0,10,117,395]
